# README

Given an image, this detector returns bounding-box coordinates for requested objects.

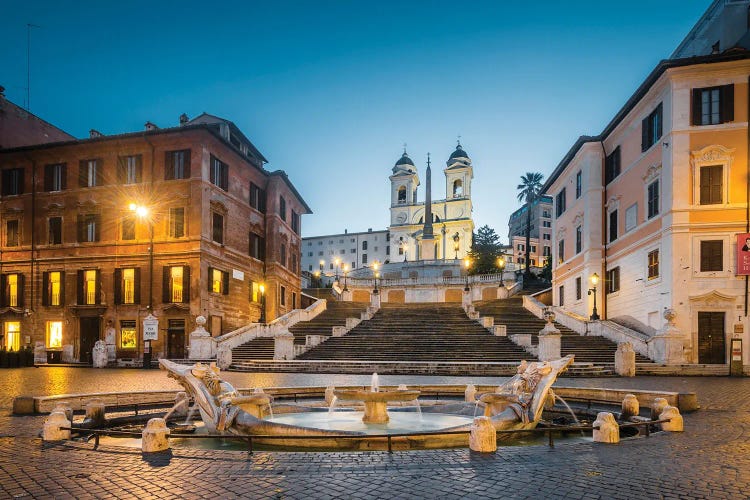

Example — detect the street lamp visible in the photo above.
[373,261,380,294]
[343,264,349,292]
[259,283,266,323]
[463,257,471,291]
[130,202,154,369]
[334,257,341,281]
[497,255,506,287]
[313,270,321,288]
[453,232,460,259]
[588,272,600,321]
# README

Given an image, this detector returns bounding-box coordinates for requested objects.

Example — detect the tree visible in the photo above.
[516,172,544,282]
[467,225,503,275]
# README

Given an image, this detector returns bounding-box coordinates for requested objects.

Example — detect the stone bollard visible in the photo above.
[173,392,189,419]
[537,321,561,362]
[650,398,669,421]
[592,412,619,444]
[465,384,477,402]
[469,416,497,453]
[659,406,684,432]
[85,399,106,426]
[42,411,71,441]
[614,342,636,377]
[621,394,640,419]
[53,402,74,423]
[325,385,336,405]
[142,418,170,453]
[92,340,108,368]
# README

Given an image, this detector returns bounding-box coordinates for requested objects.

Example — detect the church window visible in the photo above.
[453,179,463,197]
[397,186,406,204]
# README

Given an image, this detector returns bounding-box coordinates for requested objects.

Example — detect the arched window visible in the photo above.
[397,186,406,203]
[453,179,463,197]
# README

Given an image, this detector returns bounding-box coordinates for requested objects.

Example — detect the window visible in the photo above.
[609,210,618,243]
[291,252,297,273]
[543,221,551,228]
[308,252,313,257]
[250,281,260,302]
[279,196,286,221]
[558,285,564,306]
[692,85,734,125]
[543,246,551,257]
[1,274,24,307]
[114,268,140,305]
[43,271,64,306]
[542,210,550,218]
[280,243,287,267]
[292,292,297,309]
[362,254,368,264]
[625,204,638,232]
[648,250,660,280]
[517,244,524,251]
[249,232,265,260]
[280,285,286,306]
[209,155,229,191]
[48,217,62,245]
[46,321,62,349]
[122,215,136,240]
[77,214,100,242]
[555,188,566,217]
[543,233,551,240]
[163,265,190,303]
[1,168,24,196]
[398,247,403,255]
[397,186,406,204]
[44,163,66,192]
[530,245,536,253]
[165,150,191,180]
[118,155,142,184]
[291,210,300,234]
[212,213,224,244]
[169,208,185,238]
[647,180,659,218]
[318,251,323,256]
[575,277,582,300]
[77,269,100,305]
[699,165,723,205]
[249,183,266,212]
[350,248,356,254]
[575,226,582,254]
[79,159,102,187]
[208,267,229,294]
[558,240,565,263]
[575,171,582,198]
[700,240,723,272]
[362,241,368,251]
[120,320,137,349]
[4,321,20,351]
[641,103,663,151]
[453,179,463,197]
[605,147,621,185]
[6,220,19,247]
[606,267,620,294]
[386,246,390,255]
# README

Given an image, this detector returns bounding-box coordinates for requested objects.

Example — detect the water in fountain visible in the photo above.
[328,395,339,415]
[554,394,583,435]
[413,399,422,421]
[183,405,197,425]
[473,401,482,418]
[371,373,379,393]
[163,398,188,422]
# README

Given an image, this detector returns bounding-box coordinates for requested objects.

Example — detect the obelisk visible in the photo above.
[421,153,435,260]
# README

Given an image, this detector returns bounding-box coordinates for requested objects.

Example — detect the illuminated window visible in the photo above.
[250,281,260,302]
[212,268,222,293]
[84,270,97,305]
[46,321,63,349]
[49,271,62,306]
[123,269,135,304]
[208,267,228,295]
[648,249,660,280]
[118,155,142,184]
[7,274,18,307]
[4,322,20,351]
[120,320,137,349]
[171,266,183,302]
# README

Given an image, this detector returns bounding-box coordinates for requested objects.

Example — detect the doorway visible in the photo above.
[698,311,726,364]
[79,317,101,364]
[167,319,185,359]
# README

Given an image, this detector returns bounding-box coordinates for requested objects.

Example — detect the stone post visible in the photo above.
[53,402,74,423]
[614,342,636,377]
[274,331,295,360]
[33,341,47,364]
[341,289,352,302]
[84,399,106,426]
[370,292,381,309]
[345,317,361,329]
[469,416,497,452]
[650,397,669,421]
[462,290,472,310]
[538,309,561,362]
[332,326,347,337]
[479,317,494,328]
[498,286,510,299]
[325,386,336,405]
[649,308,685,365]
[592,412,619,444]
[142,418,170,453]
[464,384,477,402]
[42,411,71,441]
[511,334,532,348]
[216,343,232,369]
[621,394,639,419]
[189,316,215,360]
[92,340,108,368]
[492,325,507,337]
[659,406,684,432]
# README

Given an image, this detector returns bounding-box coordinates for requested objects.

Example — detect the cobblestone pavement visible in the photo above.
[1,368,750,499]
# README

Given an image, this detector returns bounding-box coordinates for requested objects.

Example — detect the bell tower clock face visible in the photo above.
[396,212,407,224]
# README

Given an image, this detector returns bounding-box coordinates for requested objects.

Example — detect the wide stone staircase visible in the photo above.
[296,303,530,362]
[231,300,369,361]
[475,297,654,374]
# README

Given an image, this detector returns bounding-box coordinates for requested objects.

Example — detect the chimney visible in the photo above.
[0,85,5,98]
[89,129,103,138]
[179,113,189,125]
[144,121,159,131]
[344,229,348,234]
[368,228,372,232]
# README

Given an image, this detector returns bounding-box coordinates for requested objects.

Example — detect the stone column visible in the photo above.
[274,331,295,360]
[142,418,170,453]
[538,310,561,362]
[189,316,215,360]
[469,416,497,452]
[649,309,685,365]
[614,342,636,377]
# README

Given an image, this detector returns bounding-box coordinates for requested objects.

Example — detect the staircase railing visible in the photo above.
[344,273,511,288]
[594,321,651,358]
[522,295,547,319]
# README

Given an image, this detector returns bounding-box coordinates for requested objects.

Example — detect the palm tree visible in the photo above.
[516,172,545,283]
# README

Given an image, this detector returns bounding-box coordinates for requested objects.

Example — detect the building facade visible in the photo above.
[544,1,750,365]
[0,87,74,149]
[507,195,553,268]
[0,112,310,363]
[301,228,390,277]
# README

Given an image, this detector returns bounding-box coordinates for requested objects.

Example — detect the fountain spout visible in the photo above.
[371,373,379,393]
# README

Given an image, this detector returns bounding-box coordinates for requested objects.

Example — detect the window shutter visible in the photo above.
[60,164,67,190]
[113,268,122,305]
[16,274,24,308]
[260,236,266,260]
[44,165,52,191]
[656,103,663,140]
[721,84,734,122]
[117,157,125,184]
[94,214,101,241]
[691,89,702,125]
[77,216,84,243]
[42,272,50,306]
[182,266,190,303]
[18,169,24,195]
[136,155,143,183]
[94,269,101,304]
[183,150,191,178]
[95,160,103,186]
[134,267,141,304]
[0,275,5,307]
[221,163,228,190]
[79,161,88,187]
[223,271,229,295]
[641,117,649,152]
[208,267,214,292]
[77,270,84,305]
[59,271,65,306]
[164,151,173,180]
[162,267,171,303]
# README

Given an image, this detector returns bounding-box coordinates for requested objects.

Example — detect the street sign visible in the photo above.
[143,314,159,341]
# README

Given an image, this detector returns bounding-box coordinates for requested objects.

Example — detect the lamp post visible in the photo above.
[130,203,154,369]
[313,270,321,288]
[497,255,506,287]
[463,257,471,291]
[343,264,349,292]
[373,261,379,294]
[588,272,600,321]
[259,283,266,323]
[334,257,341,281]
[453,232,460,259]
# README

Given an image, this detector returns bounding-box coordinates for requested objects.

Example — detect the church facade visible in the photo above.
[388,144,475,262]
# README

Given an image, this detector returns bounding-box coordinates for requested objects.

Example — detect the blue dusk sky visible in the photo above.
[1,1,709,239]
